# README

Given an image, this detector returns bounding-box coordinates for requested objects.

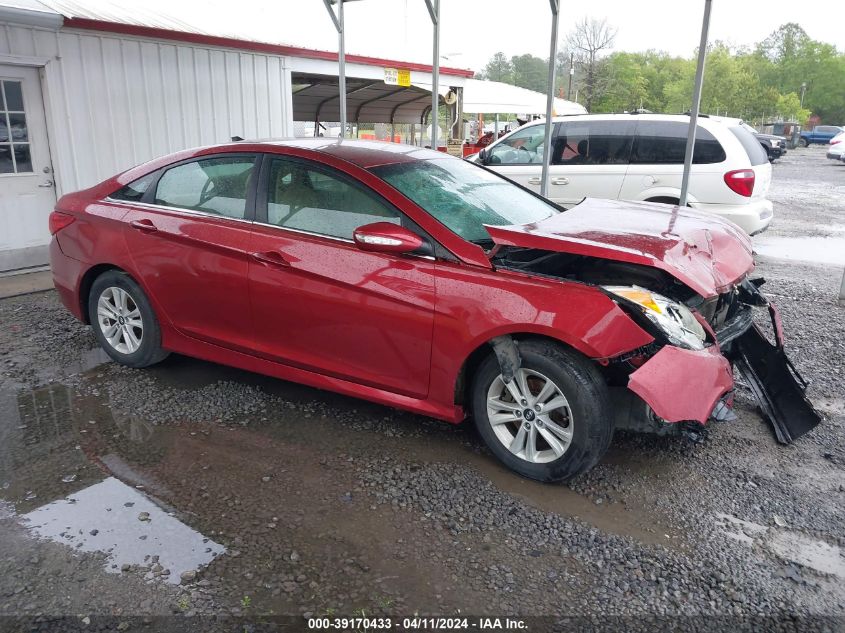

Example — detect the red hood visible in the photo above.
[486,198,754,298]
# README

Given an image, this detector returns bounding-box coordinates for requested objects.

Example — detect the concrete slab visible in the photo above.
[0,270,54,299]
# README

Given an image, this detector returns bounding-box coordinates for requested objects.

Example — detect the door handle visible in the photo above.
[527,176,542,185]
[38,181,54,188]
[251,251,290,268]
[130,219,158,232]
[551,177,569,186]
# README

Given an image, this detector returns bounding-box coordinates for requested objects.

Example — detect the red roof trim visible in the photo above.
[63,17,475,78]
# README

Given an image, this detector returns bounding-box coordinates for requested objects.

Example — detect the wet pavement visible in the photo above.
[0,147,843,631]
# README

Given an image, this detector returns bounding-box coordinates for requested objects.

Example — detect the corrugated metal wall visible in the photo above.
[0,23,293,195]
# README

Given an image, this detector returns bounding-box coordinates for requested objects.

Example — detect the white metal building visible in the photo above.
[0,0,477,273]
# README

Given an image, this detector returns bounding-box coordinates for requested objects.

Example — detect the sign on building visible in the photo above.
[384,67,411,87]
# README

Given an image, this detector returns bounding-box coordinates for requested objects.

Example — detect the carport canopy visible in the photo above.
[460,78,586,116]
[292,73,439,124]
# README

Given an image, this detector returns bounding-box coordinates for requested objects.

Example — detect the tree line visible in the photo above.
[478,21,844,125]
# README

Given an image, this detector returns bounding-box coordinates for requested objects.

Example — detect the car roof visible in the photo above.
[232,138,449,169]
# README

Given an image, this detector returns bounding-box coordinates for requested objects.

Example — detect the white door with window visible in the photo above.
[484,123,551,196]
[0,65,55,272]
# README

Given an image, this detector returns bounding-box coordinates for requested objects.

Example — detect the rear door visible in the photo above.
[247,154,436,398]
[549,119,634,206]
[119,154,258,352]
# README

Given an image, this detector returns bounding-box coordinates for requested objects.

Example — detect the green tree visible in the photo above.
[480,52,513,84]
[509,54,548,93]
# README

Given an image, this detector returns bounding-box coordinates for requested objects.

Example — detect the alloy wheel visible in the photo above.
[96,286,144,354]
[486,368,574,464]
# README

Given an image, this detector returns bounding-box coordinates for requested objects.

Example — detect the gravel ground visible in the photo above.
[0,147,843,632]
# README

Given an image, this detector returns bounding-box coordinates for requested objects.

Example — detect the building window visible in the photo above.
[0,81,32,174]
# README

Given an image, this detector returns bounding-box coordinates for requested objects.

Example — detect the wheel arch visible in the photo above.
[78,263,131,324]
[453,332,590,407]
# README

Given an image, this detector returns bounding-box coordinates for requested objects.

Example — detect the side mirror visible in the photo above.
[353,222,423,254]
[478,148,489,164]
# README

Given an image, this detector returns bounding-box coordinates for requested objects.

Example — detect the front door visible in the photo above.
[0,65,56,272]
[248,155,436,399]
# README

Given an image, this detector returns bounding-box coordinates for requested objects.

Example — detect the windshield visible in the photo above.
[370,158,557,243]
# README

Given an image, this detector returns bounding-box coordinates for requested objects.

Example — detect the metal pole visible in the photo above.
[540,0,560,198]
[494,113,499,138]
[567,52,574,98]
[839,268,845,305]
[424,0,440,150]
[322,0,347,138]
[679,0,713,207]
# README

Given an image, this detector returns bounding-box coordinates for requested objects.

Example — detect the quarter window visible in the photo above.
[265,158,400,240]
[0,80,32,174]
[631,121,726,165]
[154,156,257,219]
[111,172,157,202]
[486,125,548,165]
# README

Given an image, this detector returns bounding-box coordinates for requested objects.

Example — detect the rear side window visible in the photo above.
[631,121,726,165]
[729,126,768,166]
[554,120,634,165]
[154,155,257,219]
[110,172,156,202]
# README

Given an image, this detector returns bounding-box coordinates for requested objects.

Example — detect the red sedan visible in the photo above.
[49,140,820,481]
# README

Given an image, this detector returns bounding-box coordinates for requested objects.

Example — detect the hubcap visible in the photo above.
[97,286,143,355]
[486,368,574,464]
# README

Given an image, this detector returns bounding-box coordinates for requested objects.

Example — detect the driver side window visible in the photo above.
[488,125,549,165]
[154,155,257,219]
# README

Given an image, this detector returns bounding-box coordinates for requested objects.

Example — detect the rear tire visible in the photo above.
[799,138,809,148]
[471,339,613,482]
[88,270,169,368]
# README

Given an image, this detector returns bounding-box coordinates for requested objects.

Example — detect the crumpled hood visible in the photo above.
[486,198,754,298]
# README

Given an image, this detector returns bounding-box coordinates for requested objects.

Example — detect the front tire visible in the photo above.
[88,270,169,368]
[799,138,809,148]
[471,339,613,482]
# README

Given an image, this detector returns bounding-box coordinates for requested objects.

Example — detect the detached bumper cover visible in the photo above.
[628,346,733,423]
[732,305,822,443]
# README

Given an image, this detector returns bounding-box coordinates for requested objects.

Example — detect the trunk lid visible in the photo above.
[486,198,754,298]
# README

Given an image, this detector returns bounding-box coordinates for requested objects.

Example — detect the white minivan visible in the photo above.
[474,114,773,235]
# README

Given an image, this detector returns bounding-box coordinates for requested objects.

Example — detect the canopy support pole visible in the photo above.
[424,0,440,150]
[680,0,713,206]
[540,0,560,198]
[322,0,348,138]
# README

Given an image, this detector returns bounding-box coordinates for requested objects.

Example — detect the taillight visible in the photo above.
[832,139,841,145]
[48,211,75,235]
[723,169,755,197]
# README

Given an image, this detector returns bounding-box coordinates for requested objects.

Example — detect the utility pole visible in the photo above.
[567,52,574,98]
[800,81,807,108]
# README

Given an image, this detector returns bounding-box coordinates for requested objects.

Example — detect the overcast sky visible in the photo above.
[259,0,844,72]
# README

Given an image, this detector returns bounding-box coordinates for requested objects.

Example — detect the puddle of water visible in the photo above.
[715,513,845,578]
[22,476,224,584]
[754,235,845,266]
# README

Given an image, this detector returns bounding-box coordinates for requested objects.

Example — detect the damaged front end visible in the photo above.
[492,247,822,444]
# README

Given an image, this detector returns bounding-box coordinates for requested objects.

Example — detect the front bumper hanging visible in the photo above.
[732,303,822,443]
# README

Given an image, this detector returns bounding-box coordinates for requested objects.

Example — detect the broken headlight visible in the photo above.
[603,285,707,350]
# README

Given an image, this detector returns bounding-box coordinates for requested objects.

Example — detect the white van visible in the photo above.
[474,114,773,235]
